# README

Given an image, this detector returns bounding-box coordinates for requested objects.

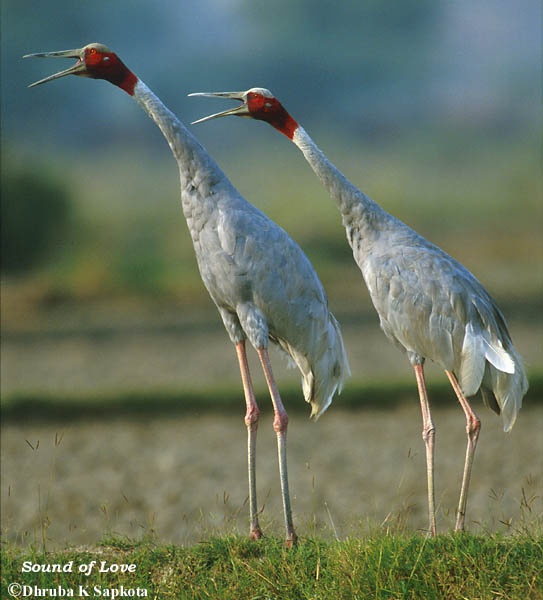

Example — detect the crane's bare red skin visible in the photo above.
[81,46,138,95]
[245,92,299,139]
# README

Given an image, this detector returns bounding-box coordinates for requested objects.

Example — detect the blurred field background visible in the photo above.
[1,1,541,548]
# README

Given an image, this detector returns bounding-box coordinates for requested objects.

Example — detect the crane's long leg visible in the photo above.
[445,370,481,532]
[413,363,437,537]
[235,341,263,540]
[257,347,298,546]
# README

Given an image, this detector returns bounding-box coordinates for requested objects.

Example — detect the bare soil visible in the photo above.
[2,403,541,548]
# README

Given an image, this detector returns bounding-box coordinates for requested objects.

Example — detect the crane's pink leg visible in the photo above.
[235,341,263,540]
[257,347,298,546]
[413,363,437,536]
[445,370,481,532]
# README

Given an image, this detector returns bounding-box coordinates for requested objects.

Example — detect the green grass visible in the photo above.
[2,533,542,599]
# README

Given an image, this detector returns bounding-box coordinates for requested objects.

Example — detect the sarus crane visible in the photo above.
[191,87,528,535]
[25,48,350,546]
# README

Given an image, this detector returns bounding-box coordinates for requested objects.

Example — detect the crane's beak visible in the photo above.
[23,48,87,88]
[189,91,249,125]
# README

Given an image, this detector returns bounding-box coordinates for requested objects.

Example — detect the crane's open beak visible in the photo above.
[189,91,249,125]
[23,48,87,87]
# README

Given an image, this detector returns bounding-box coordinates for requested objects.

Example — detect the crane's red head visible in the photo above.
[24,43,138,96]
[190,88,299,139]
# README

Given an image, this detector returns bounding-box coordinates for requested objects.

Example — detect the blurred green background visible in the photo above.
[1,0,541,397]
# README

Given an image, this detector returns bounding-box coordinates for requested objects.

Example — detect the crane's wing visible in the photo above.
[194,195,349,417]
[361,224,526,430]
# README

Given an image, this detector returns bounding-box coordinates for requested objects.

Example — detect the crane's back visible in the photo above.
[349,210,527,430]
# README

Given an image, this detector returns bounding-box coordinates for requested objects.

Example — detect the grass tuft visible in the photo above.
[2,533,542,599]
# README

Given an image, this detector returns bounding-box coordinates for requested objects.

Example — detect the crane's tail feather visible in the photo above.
[482,337,515,374]
[306,314,350,421]
[460,323,528,432]
[460,323,516,397]
[485,346,528,432]
[285,313,350,421]
[459,323,486,397]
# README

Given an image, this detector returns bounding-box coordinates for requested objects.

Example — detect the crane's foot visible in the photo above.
[285,529,298,548]
[250,526,264,540]
[454,513,466,533]
[423,527,437,538]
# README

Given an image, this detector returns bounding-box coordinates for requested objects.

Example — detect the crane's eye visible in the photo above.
[84,47,110,69]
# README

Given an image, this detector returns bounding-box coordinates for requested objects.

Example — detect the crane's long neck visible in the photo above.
[131,80,231,220]
[290,124,390,239]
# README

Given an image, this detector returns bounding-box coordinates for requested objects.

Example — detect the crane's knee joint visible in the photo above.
[466,416,481,439]
[422,425,435,443]
[245,407,260,430]
[273,411,288,434]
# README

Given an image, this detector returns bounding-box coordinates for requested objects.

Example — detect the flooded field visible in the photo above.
[2,403,541,548]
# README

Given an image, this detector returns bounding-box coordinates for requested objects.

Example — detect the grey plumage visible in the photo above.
[295,124,528,535]
[138,83,349,418]
[293,125,526,430]
[191,87,528,535]
[25,46,349,546]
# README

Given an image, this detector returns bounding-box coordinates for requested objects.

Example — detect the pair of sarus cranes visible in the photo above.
[26,42,528,546]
